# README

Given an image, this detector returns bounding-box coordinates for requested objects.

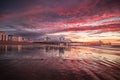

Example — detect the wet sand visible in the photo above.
[0,45,120,80]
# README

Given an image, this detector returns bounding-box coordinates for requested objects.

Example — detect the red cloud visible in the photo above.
[62,24,120,32]
[0,0,120,39]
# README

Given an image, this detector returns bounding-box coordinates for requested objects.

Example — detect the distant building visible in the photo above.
[18,36,24,42]
[8,35,13,41]
[8,35,25,42]
[0,31,3,41]
[0,31,28,42]
[45,37,50,42]
[0,31,8,41]
[39,36,71,42]
[60,36,65,42]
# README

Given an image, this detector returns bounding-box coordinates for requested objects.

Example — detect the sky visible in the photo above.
[0,0,120,43]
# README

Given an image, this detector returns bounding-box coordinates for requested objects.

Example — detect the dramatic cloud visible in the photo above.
[0,0,120,42]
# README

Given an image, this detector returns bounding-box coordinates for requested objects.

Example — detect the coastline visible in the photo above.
[0,41,34,45]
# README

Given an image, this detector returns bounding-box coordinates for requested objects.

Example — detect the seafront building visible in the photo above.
[0,31,25,42]
[8,35,24,42]
[0,31,8,41]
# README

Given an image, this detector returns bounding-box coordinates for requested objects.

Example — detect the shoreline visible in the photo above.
[0,41,35,45]
[0,41,120,48]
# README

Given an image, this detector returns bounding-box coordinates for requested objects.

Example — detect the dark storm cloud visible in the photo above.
[0,0,44,12]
